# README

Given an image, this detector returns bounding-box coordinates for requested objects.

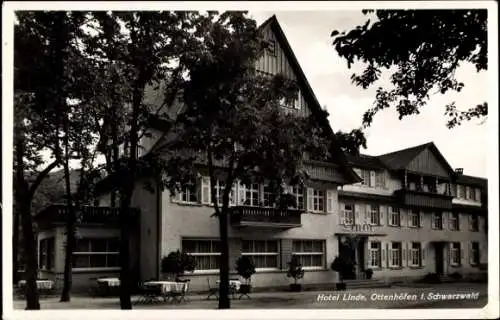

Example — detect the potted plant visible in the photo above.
[236,256,256,294]
[331,256,354,290]
[364,268,374,280]
[287,255,305,292]
[161,250,196,281]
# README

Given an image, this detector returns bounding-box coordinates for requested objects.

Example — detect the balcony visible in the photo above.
[394,188,453,210]
[35,204,140,227]
[229,206,302,228]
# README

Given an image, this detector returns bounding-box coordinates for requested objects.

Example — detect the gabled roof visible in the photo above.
[377,142,455,175]
[344,153,387,170]
[259,15,360,184]
[456,174,487,188]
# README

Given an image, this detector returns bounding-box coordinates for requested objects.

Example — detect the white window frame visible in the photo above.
[72,238,120,271]
[262,184,276,208]
[450,212,460,231]
[241,183,260,206]
[369,204,380,225]
[432,212,443,230]
[291,240,325,270]
[344,204,355,225]
[409,242,422,267]
[389,207,401,227]
[312,189,325,213]
[183,239,221,273]
[470,242,480,265]
[289,186,304,210]
[457,185,466,199]
[369,242,381,268]
[241,240,279,271]
[389,242,402,268]
[450,242,461,266]
[178,181,198,204]
[409,209,420,228]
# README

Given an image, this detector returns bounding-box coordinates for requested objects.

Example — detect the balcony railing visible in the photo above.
[394,188,453,210]
[35,204,140,226]
[229,206,302,228]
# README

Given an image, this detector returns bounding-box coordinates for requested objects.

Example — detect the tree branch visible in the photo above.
[28,160,60,199]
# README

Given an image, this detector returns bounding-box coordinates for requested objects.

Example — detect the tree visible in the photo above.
[331,9,487,129]
[83,11,202,309]
[156,11,331,309]
[333,128,367,156]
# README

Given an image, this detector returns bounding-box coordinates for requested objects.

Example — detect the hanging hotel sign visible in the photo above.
[340,223,373,233]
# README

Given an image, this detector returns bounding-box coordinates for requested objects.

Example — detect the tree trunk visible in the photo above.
[118,191,132,309]
[60,155,76,302]
[13,207,20,284]
[19,194,40,310]
[218,210,231,309]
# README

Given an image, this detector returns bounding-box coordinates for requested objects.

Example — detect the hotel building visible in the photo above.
[33,16,488,292]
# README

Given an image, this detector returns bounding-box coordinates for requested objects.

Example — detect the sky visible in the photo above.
[249,11,489,178]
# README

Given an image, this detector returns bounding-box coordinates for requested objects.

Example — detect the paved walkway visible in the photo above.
[12,282,487,310]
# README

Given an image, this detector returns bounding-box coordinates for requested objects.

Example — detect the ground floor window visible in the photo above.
[182,239,221,271]
[409,242,422,267]
[389,242,402,267]
[39,237,55,270]
[72,238,120,269]
[450,242,461,266]
[292,240,325,268]
[369,242,381,268]
[470,242,480,265]
[241,240,279,269]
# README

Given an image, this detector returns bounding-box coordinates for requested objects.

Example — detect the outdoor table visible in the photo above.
[17,280,55,297]
[142,281,189,303]
[96,277,120,296]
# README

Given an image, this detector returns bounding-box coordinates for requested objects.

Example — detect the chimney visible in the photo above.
[455,168,464,175]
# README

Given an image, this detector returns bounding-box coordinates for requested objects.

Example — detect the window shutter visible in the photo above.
[400,209,406,227]
[379,205,385,226]
[363,170,370,186]
[366,204,371,224]
[419,211,424,228]
[460,242,465,266]
[326,190,335,214]
[381,241,387,268]
[421,242,427,267]
[475,188,481,202]
[370,171,376,187]
[448,212,454,230]
[238,182,246,205]
[339,206,345,225]
[448,243,453,266]
[306,188,314,212]
[201,177,211,204]
[442,212,448,230]
[365,241,371,269]
[402,242,406,267]
[354,205,360,225]
[407,242,411,266]
[353,168,363,185]
[468,214,472,231]
[230,183,237,206]
[387,207,391,226]
[386,242,390,267]
[375,172,382,188]
[468,242,473,265]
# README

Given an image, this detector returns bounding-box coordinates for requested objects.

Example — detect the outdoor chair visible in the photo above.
[206,278,219,300]
[169,281,190,303]
[137,282,163,304]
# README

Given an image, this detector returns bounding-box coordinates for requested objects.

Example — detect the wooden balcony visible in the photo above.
[35,204,140,228]
[394,188,453,210]
[229,206,302,228]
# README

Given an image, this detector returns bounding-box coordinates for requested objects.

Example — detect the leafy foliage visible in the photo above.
[235,256,256,284]
[286,255,305,284]
[333,128,367,156]
[161,250,197,278]
[332,9,487,128]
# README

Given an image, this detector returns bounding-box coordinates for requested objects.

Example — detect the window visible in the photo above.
[183,239,220,271]
[375,171,386,188]
[409,242,422,267]
[473,188,480,201]
[72,238,120,269]
[214,180,234,205]
[177,180,197,203]
[450,242,461,266]
[361,170,370,186]
[262,184,276,207]
[409,209,420,227]
[242,240,279,269]
[369,204,380,225]
[267,39,276,56]
[470,242,480,265]
[432,212,443,230]
[289,186,304,210]
[343,204,355,225]
[389,242,402,267]
[470,215,479,232]
[312,189,324,212]
[469,187,476,201]
[450,213,460,230]
[390,207,401,227]
[39,238,55,270]
[241,183,260,206]
[369,242,381,268]
[202,178,236,206]
[292,240,325,268]
[457,185,466,199]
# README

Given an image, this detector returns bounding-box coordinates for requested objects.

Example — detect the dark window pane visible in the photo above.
[92,239,107,252]
[106,254,119,267]
[90,255,107,268]
[73,255,90,268]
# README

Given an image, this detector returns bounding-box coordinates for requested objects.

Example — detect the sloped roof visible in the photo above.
[259,15,360,184]
[377,142,455,174]
[344,153,387,170]
[456,174,487,188]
